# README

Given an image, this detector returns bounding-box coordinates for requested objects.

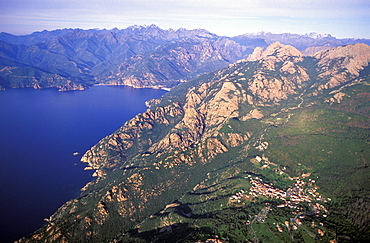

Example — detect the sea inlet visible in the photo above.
[0,85,166,242]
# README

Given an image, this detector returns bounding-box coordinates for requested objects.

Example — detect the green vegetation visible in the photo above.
[18,41,370,243]
[118,81,370,242]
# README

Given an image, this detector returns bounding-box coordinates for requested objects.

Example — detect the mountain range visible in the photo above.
[15,35,370,243]
[1,25,369,91]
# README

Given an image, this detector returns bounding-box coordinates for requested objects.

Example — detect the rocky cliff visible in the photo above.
[313,43,370,89]
[18,42,370,242]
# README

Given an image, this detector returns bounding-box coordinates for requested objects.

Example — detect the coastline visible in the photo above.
[93,83,172,91]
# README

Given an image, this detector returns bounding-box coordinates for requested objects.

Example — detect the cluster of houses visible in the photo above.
[311,202,329,216]
[229,174,329,211]
[246,175,316,207]
[199,238,225,243]
[248,141,329,206]
[226,172,332,240]
[229,189,247,203]
[255,141,269,151]
[248,176,288,201]
[226,140,334,239]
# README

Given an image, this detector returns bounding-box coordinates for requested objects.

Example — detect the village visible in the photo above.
[227,141,332,240]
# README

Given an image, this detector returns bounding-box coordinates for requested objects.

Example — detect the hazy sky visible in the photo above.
[1,0,369,38]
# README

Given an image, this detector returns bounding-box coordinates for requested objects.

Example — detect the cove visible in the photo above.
[0,86,166,242]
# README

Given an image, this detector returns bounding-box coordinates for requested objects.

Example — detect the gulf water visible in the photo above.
[0,86,166,242]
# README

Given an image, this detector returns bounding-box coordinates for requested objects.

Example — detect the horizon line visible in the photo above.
[1,25,368,40]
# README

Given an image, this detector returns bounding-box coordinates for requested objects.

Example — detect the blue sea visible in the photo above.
[0,86,166,242]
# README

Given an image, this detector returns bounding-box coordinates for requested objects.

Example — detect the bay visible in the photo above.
[0,86,166,242]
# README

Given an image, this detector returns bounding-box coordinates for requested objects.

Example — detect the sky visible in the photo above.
[1,0,370,38]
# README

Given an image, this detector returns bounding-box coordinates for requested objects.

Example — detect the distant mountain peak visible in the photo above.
[304,32,333,39]
[248,41,303,62]
[243,31,333,39]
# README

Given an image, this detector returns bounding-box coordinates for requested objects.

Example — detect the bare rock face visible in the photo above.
[17,42,370,243]
[241,108,264,121]
[248,42,303,64]
[81,102,184,176]
[302,46,331,56]
[314,43,370,90]
[248,46,263,61]
[81,42,370,178]
[220,132,250,148]
[246,42,309,104]
[201,81,241,135]
[325,91,349,104]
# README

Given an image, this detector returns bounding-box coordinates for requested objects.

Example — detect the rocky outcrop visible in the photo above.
[302,46,331,56]
[241,108,264,120]
[314,43,370,90]
[325,91,349,104]
[248,42,304,64]
[81,102,184,176]
[18,42,370,243]
[246,42,310,104]
[57,81,89,91]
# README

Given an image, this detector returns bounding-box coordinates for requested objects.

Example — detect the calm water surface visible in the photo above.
[0,86,166,242]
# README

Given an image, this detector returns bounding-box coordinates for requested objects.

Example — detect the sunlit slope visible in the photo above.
[18,43,370,242]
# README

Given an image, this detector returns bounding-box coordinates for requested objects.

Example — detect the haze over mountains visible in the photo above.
[1,25,369,91]
[10,25,370,242]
